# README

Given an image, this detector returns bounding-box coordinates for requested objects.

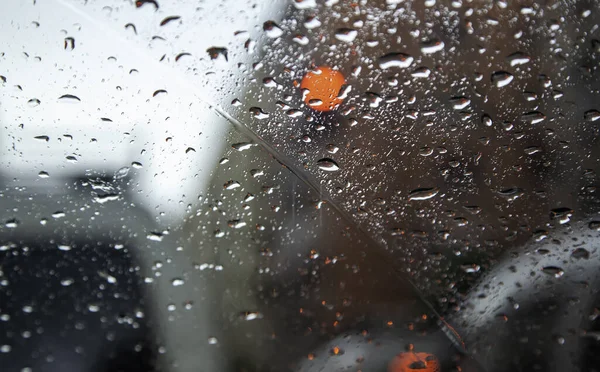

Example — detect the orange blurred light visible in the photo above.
[388,352,440,372]
[300,66,345,112]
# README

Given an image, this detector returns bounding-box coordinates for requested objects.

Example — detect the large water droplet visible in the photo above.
[316,158,339,171]
[240,311,263,321]
[334,28,358,42]
[147,232,164,241]
[224,180,241,190]
[58,94,81,102]
[228,220,247,229]
[263,21,283,38]
[507,52,531,66]
[206,47,228,61]
[5,219,19,228]
[420,39,445,54]
[249,107,269,119]
[449,96,471,110]
[379,53,414,69]
[411,66,431,78]
[114,166,130,179]
[232,142,254,151]
[408,187,440,201]
[171,278,185,286]
[542,266,564,278]
[584,109,600,122]
[491,71,514,87]
[521,111,546,124]
[64,37,75,50]
[481,114,493,127]
[28,98,41,107]
[550,207,573,224]
[497,187,524,201]
[571,248,590,259]
[160,16,181,27]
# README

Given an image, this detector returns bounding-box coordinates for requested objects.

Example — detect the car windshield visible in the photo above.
[1,1,600,371]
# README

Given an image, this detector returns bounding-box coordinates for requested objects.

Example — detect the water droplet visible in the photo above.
[533,230,548,242]
[34,135,49,142]
[589,221,600,231]
[491,71,514,87]
[64,37,75,50]
[52,211,66,218]
[88,304,100,312]
[334,28,358,42]
[330,346,344,356]
[507,52,531,66]
[5,219,19,228]
[27,98,41,107]
[147,232,164,242]
[0,345,11,353]
[232,142,254,151]
[125,23,137,34]
[171,278,185,286]
[286,109,303,118]
[240,311,263,321]
[114,166,130,179]
[93,194,119,204]
[418,146,433,157]
[411,66,431,78]
[326,144,339,154]
[449,96,471,110]
[228,220,246,229]
[497,187,524,201]
[208,337,218,345]
[206,47,228,61]
[524,146,542,155]
[175,52,192,62]
[304,16,321,29]
[521,111,546,124]
[571,248,590,259]
[584,109,600,122]
[160,16,181,26]
[98,271,117,284]
[263,21,283,38]
[379,52,414,69]
[408,187,439,201]
[316,158,339,171]
[364,91,383,108]
[135,0,159,10]
[58,94,81,102]
[482,114,493,127]
[542,266,564,278]
[292,34,309,45]
[224,180,241,190]
[420,39,445,54]
[38,171,49,178]
[550,207,573,224]
[461,264,481,273]
[57,245,71,251]
[249,107,270,119]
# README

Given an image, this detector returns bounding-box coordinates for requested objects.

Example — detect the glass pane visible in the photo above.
[1,0,599,371]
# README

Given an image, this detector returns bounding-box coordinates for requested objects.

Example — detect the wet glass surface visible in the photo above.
[1,0,600,371]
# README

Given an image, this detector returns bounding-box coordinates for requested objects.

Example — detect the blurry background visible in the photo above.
[1,0,600,371]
